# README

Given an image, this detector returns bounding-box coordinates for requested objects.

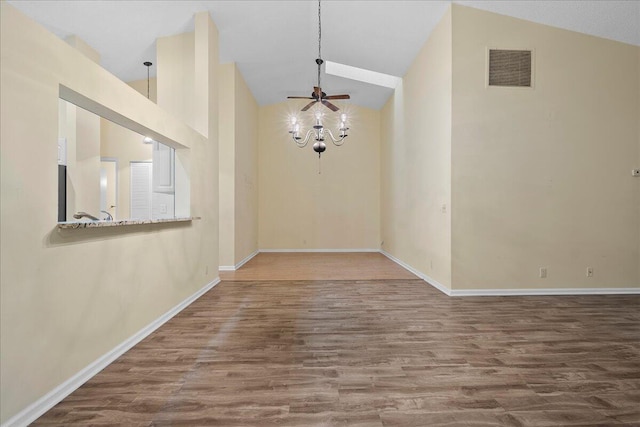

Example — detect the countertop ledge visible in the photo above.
[57,217,201,229]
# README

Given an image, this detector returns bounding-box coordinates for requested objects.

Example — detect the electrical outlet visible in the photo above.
[586,267,593,277]
[539,267,547,278]
[632,169,640,177]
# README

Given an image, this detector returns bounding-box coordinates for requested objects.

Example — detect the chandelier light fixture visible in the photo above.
[287,0,350,158]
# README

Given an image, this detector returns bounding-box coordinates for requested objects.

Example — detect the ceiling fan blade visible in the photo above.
[323,94,350,100]
[322,100,340,112]
[301,100,318,111]
[288,96,314,99]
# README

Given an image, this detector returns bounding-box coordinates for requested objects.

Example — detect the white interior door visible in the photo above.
[130,161,152,220]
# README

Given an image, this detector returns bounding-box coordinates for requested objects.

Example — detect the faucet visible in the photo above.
[100,210,113,221]
[73,212,99,221]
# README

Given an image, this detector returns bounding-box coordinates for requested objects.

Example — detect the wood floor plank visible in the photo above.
[33,262,640,426]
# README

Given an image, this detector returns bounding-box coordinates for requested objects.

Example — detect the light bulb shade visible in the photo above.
[143,136,154,144]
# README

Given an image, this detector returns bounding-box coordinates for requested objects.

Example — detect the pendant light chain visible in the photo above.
[142,61,154,144]
[147,65,150,99]
[317,0,322,89]
[143,61,152,100]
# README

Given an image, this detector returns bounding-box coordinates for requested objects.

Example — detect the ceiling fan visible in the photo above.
[288,59,350,112]
[287,1,350,112]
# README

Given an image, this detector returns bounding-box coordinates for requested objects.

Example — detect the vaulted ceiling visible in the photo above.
[9,1,640,110]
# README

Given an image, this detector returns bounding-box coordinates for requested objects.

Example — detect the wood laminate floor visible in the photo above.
[219,252,418,281]
[34,255,640,426]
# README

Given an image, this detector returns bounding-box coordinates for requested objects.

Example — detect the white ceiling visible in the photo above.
[8,1,640,110]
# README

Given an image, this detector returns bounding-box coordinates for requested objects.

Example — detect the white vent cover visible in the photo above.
[488,49,533,87]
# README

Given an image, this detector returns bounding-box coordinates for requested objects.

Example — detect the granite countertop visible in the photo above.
[57,217,201,229]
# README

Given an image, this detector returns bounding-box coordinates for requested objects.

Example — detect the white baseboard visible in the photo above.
[235,250,258,269]
[379,250,640,297]
[2,278,221,427]
[451,287,640,296]
[259,248,380,253]
[380,250,451,295]
[219,250,258,271]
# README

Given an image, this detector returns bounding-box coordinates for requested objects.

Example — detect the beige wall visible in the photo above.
[192,10,220,278]
[70,108,101,219]
[65,35,100,64]
[637,47,640,282]
[219,63,259,267]
[450,5,640,289]
[381,8,453,288]
[259,101,380,250]
[233,65,259,263]
[381,5,639,291]
[0,4,219,423]
[157,33,195,130]
[219,63,236,266]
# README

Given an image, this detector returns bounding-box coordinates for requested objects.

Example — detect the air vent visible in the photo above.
[488,49,532,87]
